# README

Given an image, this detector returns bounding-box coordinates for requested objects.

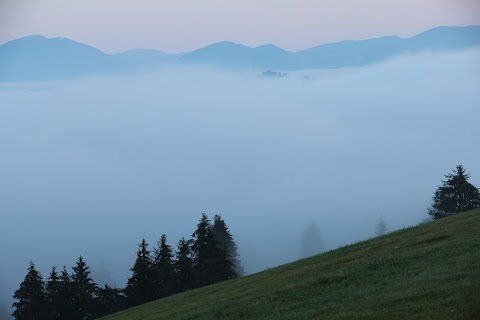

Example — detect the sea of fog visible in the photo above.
[1,49,479,316]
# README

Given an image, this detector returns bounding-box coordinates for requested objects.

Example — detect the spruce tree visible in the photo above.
[212,214,244,276]
[375,216,388,236]
[153,234,175,298]
[12,261,49,320]
[57,266,75,319]
[45,266,62,320]
[300,222,324,258]
[174,237,194,292]
[191,213,236,287]
[428,165,480,219]
[71,256,97,320]
[125,238,157,307]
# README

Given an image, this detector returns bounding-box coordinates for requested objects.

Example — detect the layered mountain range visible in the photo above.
[0,26,479,81]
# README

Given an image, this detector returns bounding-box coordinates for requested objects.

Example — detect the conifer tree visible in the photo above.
[191,213,236,287]
[212,214,244,276]
[300,222,324,258]
[56,266,75,319]
[153,234,175,298]
[375,216,388,236]
[12,261,49,320]
[71,256,97,320]
[428,165,480,219]
[45,266,62,320]
[125,238,157,307]
[174,237,194,292]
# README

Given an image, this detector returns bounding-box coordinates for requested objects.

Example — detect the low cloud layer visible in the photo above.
[0,49,479,316]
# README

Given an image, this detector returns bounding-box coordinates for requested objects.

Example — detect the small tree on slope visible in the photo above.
[300,222,324,258]
[375,216,388,236]
[428,165,480,219]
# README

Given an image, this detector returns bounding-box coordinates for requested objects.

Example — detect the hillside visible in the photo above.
[0,35,116,81]
[1,26,480,81]
[178,25,480,70]
[102,209,480,320]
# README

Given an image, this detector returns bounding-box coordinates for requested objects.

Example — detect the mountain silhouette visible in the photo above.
[1,26,479,81]
[0,35,116,81]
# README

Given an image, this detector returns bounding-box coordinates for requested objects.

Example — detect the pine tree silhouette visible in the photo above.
[174,237,194,292]
[12,261,48,320]
[212,214,244,276]
[153,234,175,298]
[429,165,480,219]
[191,213,236,287]
[45,266,62,320]
[126,239,157,306]
[71,256,97,320]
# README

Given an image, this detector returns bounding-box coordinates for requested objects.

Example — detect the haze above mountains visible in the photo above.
[1,25,479,82]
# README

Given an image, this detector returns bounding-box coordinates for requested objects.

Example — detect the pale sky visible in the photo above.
[1,0,479,53]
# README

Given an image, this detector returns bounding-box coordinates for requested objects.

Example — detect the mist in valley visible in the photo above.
[1,49,479,317]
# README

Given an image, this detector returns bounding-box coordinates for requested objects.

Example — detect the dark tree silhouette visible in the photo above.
[428,165,480,219]
[191,213,236,287]
[71,256,97,320]
[212,214,244,276]
[55,266,75,319]
[153,234,175,298]
[125,238,157,307]
[93,285,126,317]
[174,237,194,292]
[12,261,49,320]
[45,266,62,320]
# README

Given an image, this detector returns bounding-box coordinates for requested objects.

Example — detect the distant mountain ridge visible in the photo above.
[1,26,479,81]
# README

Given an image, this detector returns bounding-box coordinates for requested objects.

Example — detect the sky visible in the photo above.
[1,0,480,53]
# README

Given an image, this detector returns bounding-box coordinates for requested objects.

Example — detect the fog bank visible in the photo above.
[1,49,479,316]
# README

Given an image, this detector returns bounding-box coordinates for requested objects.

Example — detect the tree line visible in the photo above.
[11,165,480,319]
[12,214,243,320]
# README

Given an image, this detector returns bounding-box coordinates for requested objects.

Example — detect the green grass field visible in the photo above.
[102,209,480,320]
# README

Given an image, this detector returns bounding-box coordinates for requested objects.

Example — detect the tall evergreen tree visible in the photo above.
[125,238,157,307]
[12,261,49,320]
[428,165,480,219]
[153,234,175,298]
[71,256,97,320]
[174,237,194,292]
[45,266,62,320]
[212,214,244,276]
[191,213,236,287]
[57,266,75,319]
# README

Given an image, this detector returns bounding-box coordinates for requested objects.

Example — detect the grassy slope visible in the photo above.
[103,209,480,320]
